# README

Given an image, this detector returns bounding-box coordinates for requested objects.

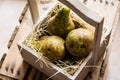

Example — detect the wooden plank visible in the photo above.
[7,26,19,49]
[0,8,33,79]
[85,55,104,80]
[33,71,41,80]
[0,74,15,80]
[102,63,109,80]
[98,4,120,80]
[101,11,120,80]
[27,0,39,24]
[8,3,29,49]
[93,19,104,65]
[85,31,112,80]
[104,7,120,70]
[27,68,37,80]
[19,3,29,23]
[0,54,7,68]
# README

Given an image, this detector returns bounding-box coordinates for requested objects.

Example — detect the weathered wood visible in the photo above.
[0,54,6,68]
[100,11,120,80]
[8,3,29,49]
[85,55,104,80]
[27,68,37,80]
[102,62,109,80]
[0,8,33,79]
[0,74,15,80]
[7,26,19,49]
[19,3,29,23]
[27,0,39,24]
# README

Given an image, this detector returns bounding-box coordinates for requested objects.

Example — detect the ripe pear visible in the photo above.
[32,36,65,61]
[65,28,94,58]
[31,36,49,50]
[47,6,75,38]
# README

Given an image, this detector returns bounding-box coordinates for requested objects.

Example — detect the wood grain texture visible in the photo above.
[19,3,29,23]
[7,26,19,49]
[0,74,14,80]
[0,8,33,79]
[0,0,26,59]
[27,0,39,24]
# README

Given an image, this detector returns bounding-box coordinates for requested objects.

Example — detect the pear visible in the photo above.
[39,36,49,40]
[30,36,49,50]
[32,36,65,61]
[65,28,94,58]
[47,6,75,38]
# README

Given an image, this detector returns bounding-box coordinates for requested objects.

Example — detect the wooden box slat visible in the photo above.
[27,0,39,24]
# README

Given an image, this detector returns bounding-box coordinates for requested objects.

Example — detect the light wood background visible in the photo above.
[0,0,26,58]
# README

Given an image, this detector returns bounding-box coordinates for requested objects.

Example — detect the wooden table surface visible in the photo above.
[0,0,120,80]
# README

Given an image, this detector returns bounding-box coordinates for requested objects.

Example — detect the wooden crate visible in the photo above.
[17,0,120,80]
[0,0,119,80]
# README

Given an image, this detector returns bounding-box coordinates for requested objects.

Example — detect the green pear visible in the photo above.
[47,6,75,38]
[32,36,65,61]
[65,28,94,58]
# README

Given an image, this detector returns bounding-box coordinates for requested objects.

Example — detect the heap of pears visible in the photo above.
[32,6,94,62]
